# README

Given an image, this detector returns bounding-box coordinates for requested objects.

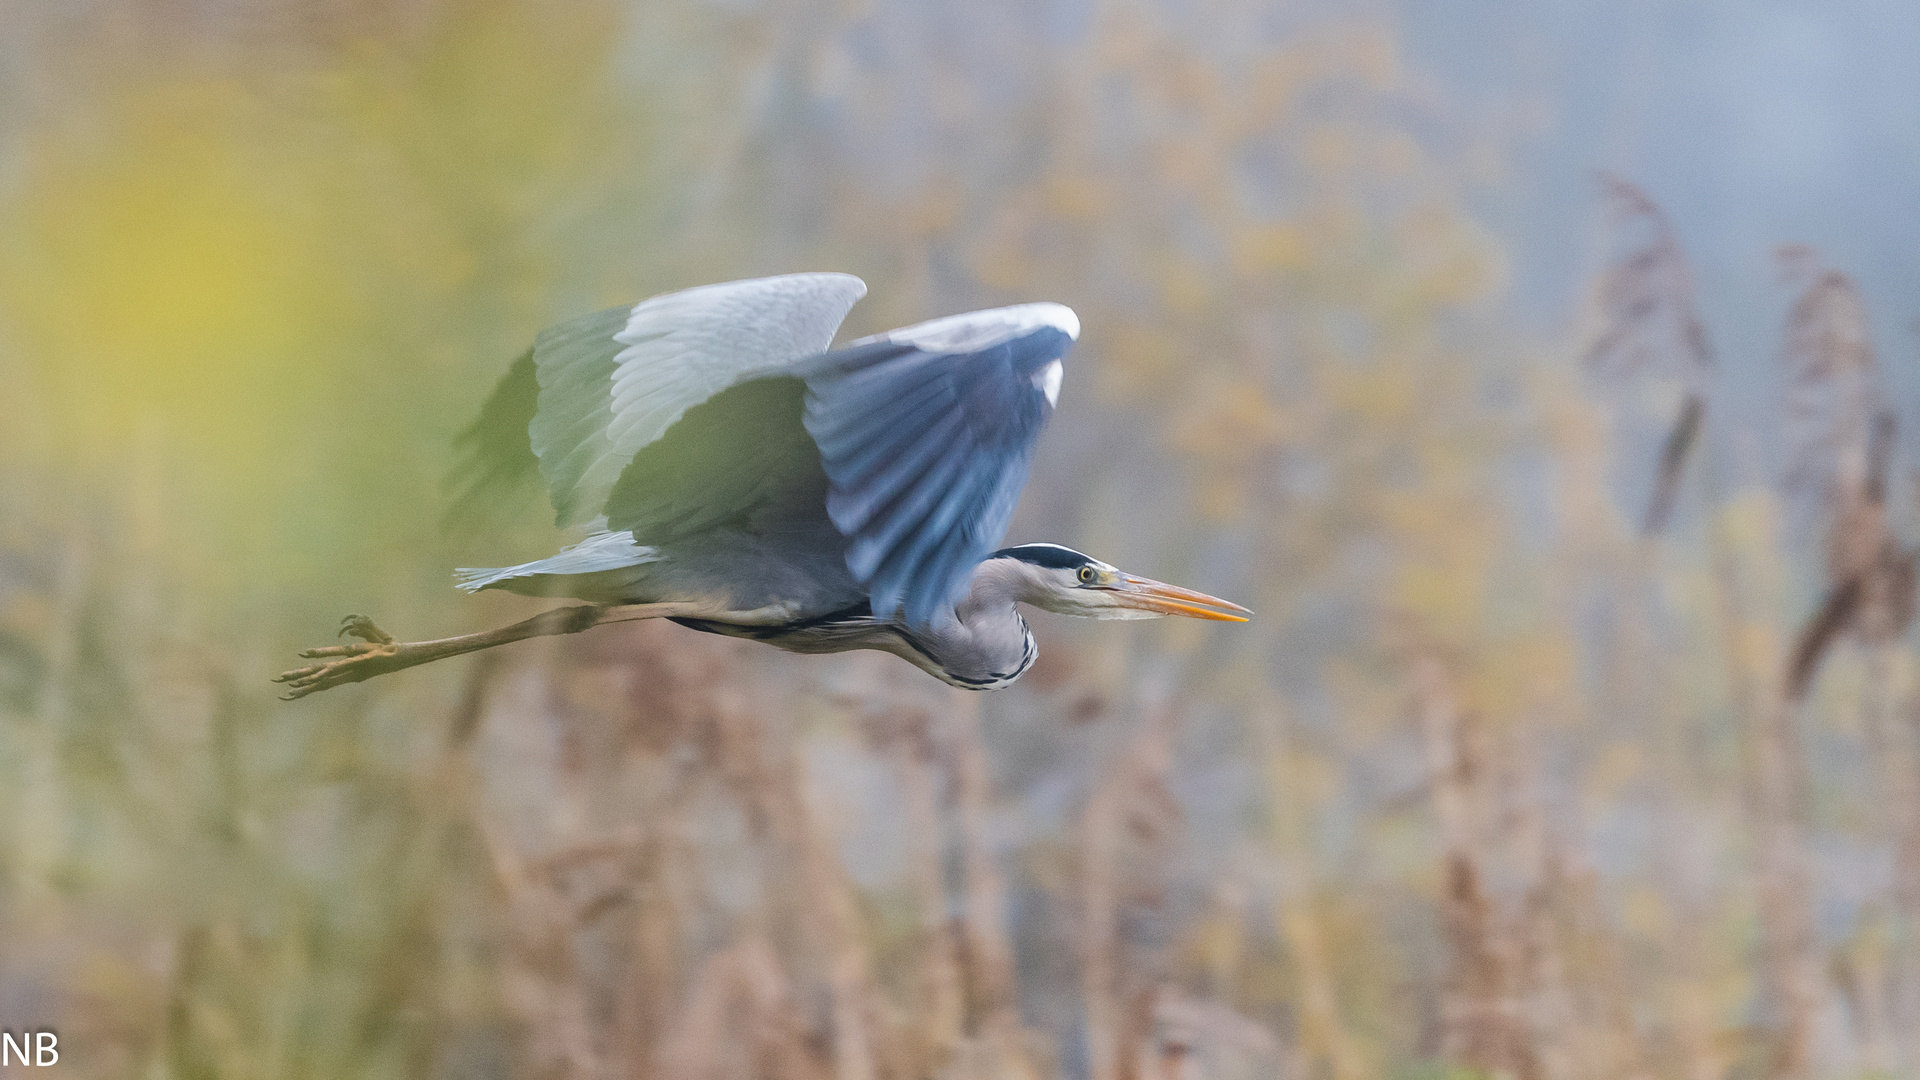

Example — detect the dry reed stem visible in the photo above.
[614,827,688,1075]
[1412,654,1541,1080]
[476,810,606,1080]
[1080,735,1128,1080]
[1780,266,1882,512]
[15,515,89,913]
[1748,691,1821,1080]
[790,775,882,1080]
[1775,261,1913,698]
[894,706,966,1058]
[1584,174,1715,537]
[1786,411,1914,700]
[837,662,967,1072]
[1080,693,1181,1080]
[1509,755,1577,1080]
[946,690,1019,1027]
[1887,662,1920,1066]
[1274,903,1365,1080]
[712,678,881,1080]
[937,688,1052,1080]
[600,626,760,1079]
[1690,432,1824,1080]
[661,939,824,1080]
[1255,701,1367,1080]
[1842,643,1910,1074]
[1509,731,1651,1080]
[1765,253,1920,1076]
[1836,646,1920,1070]
[1143,990,1280,1080]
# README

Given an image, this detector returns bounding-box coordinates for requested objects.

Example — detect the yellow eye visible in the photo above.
[1078,566,1096,584]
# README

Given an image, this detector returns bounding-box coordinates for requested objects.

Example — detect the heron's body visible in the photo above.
[277,274,1245,699]
[670,568,1040,690]
[455,529,1045,690]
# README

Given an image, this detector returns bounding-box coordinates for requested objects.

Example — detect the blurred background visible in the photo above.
[2,1,1919,1077]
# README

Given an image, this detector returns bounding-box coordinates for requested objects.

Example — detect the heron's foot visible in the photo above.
[273,614,409,700]
[274,604,625,701]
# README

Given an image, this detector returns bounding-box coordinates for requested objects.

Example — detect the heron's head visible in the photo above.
[987,544,1251,622]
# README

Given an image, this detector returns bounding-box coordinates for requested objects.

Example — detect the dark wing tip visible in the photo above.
[442,348,542,536]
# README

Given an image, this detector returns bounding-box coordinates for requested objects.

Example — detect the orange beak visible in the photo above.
[1106,575,1252,621]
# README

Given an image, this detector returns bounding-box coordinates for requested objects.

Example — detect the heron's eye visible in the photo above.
[1077,566,1096,584]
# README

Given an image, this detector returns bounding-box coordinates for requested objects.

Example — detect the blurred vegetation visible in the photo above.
[1,2,1916,1079]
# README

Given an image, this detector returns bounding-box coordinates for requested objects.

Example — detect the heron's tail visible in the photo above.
[455,530,659,594]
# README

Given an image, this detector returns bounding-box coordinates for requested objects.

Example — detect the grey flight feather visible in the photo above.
[454,529,655,593]
[444,347,541,533]
[527,305,632,527]
[528,273,867,527]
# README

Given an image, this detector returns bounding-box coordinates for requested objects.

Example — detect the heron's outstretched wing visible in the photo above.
[798,303,1079,627]
[540,273,867,526]
[453,273,868,529]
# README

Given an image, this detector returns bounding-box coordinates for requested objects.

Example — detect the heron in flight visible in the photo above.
[276,274,1248,699]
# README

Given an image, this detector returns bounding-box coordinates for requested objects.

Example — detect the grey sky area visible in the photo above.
[1402,0,1920,452]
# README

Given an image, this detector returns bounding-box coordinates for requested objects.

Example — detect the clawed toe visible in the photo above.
[296,642,380,660]
[275,616,407,700]
[339,614,396,645]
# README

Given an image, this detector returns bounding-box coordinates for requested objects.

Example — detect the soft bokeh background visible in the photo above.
[3,1,1919,1078]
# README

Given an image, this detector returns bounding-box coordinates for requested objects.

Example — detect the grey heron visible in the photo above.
[275,273,1248,699]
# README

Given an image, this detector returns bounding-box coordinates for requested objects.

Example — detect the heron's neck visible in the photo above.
[914,558,1040,689]
[956,557,1055,622]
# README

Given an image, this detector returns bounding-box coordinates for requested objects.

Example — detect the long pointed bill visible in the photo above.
[1109,575,1252,621]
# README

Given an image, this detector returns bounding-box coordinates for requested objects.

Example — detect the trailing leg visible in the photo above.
[274,603,693,700]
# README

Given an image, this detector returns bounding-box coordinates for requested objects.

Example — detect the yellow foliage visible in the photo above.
[1232,222,1312,276]
[1166,381,1292,457]
[3,82,336,458]
[1157,258,1217,317]
[1371,131,1423,178]
[1464,631,1574,720]
[1620,883,1669,940]
[1585,741,1647,804]
[1304,124,1361,176]
[1393,203,1506,308]
[1039,175,1108,222]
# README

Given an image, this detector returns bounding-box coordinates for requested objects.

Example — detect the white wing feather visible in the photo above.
[535,273,867,526]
